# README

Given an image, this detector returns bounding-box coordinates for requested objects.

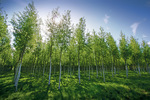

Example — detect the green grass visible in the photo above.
[0,71,150,100]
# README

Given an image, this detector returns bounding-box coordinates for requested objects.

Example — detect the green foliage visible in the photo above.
[119,32,130,61]
[129,36,142,63]
[75,17,86,53]
[11,2,40,55]
[0,9,12,71]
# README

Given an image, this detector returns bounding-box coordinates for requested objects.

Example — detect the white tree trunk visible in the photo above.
[138,62,141,76]
[48,56,52,85]
[125,60,128,78]
[78,52,81,84]
[14,62,20,82]
[112,62,113,77]
[96,60,98,78]
[15,56,23,91]
[89,65,90,80]
[114,66,116,75]
[58,50,62,89]
[103,65,105,82]
[67,66,69,81]
[79,63,81,83]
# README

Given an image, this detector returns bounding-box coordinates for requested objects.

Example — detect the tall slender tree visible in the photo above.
[119,32,130,78]
[46,8,60,85]
[0,9,12,72]
[142,40,150,72]
[11,2,40,91]
[130,36,142,76]
[56,10,71,89]
[106,33,119,77]
[75,17,86,83]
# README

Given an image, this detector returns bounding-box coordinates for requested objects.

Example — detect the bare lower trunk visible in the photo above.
[15,55,23,92]
[125,59,128,78]
[67,66,69,81]
[78,60,81,83]
[89,65,90,80]
[146,63,150,73]
[112,62,113,77]
[96,60,98,78]
[138,62,141,76]
[102,62,105,82]
[14,63,20,83]
[48,56,52,85]
[114,66,116,75]
[78,51,80,84]
[58,49,62,89]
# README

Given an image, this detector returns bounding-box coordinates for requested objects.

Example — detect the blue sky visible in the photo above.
[1,0,150,45]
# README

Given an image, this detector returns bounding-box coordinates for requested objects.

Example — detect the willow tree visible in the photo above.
[46,8,60,85]
[75,17,86,83]
[56,10,71,89]
[119,32,130,78]
[11,2,40,91]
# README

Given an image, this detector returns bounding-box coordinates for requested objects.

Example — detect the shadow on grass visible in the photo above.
[1,71,150,99]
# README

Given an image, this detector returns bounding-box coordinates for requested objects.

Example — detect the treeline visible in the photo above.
[0,2,150,91]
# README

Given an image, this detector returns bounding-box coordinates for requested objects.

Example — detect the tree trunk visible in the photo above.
[138,61,141,76]
[78,49,81,84]
[112,62,113,77]
[102,61,105,82]
[125,59,128,78]
[114,66,116,75]
[96,58,98,78]
[78,59,81,83]
[146,62,149,73]
[89,65,90,80]
[48,55,52,85]
[67,66,69,81]
[58,49,62,89]
[15,54,23,92]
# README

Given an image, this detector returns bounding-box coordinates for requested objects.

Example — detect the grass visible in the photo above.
[0,70,150,100]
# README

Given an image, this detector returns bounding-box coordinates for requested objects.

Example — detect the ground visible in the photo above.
[0,70,150,100]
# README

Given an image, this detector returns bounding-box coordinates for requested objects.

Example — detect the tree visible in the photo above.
[130,36,142,76]
[106,32,119,77]
[99,27,107,82]
[85,32,92,80]
[11,2,40,91]
[56,10,71,89]
[46,8,60,85]
[75,17,86,84]
[92,30,99,78]
[119,32,130,78]
[0,9,12,72]
[142,40,150,73]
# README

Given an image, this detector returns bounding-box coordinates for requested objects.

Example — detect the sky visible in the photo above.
[1,0,150,46]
